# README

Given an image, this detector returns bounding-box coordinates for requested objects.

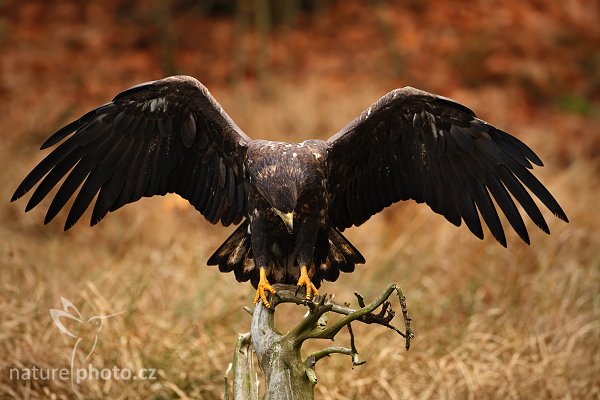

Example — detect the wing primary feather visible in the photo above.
[449,125,475,152]
[66,139,135,228]
[459,155,507,246]
[401,136,422,201]
[144,138,165,196]
[419,155,440,212]
[496,166,549,234]
[500,128,544,166]
[390,160,404,199]
[40,105,113,149]
[41,120,85,150]
[506,159,568,222]
[488,130,534,168]
[112,136,152,209]
[430,160,449,216]
[25,150,83,212]
[12,129,95,201]
[92,143,142,225]
[431,155,461,226]
[446,154,484,238]
[158,137,178,194]
[63,135,131,229]
[461,195,484,239]
[169,153,194,196]
[483,172,530,244]
[43,125,121,225]
[65,170,105,230]
[44,158,94,225]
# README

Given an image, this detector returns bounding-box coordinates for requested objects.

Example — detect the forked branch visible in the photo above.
[230,283,413,400]
[268,283,413,348]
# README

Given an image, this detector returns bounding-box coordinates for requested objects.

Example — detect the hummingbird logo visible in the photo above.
[50,296,123,388]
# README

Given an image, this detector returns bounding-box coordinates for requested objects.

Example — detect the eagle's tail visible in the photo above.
[207,221,364,289]
[313,228,365,285]
[207,219,259,287]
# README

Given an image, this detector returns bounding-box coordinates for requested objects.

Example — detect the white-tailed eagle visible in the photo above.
[12,76,568,307]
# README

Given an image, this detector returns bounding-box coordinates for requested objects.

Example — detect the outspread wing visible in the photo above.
[326,87,568,246]
[12,75,250,229]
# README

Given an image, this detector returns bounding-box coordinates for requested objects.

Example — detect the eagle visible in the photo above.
[12,76,568,307]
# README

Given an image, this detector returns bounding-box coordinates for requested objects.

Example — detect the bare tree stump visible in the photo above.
[252,302,314,399]
[224,284,413,400]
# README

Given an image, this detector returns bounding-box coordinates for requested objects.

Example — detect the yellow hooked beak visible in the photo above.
[274,209,294,234]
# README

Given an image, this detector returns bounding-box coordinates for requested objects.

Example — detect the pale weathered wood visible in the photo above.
[228,284,413,400]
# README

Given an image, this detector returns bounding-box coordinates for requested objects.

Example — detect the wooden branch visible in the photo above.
[354,291,366,308]
[307,346,353,364]
[346,323,366,367]
[397,287,414,350]
[223,363,232,400]
[303,326,366,369]
[266,284,407,345]
[230,283,413,399]
[303,284,397,341]
[287,293,332,340]
[269,284,409,342]
[227,332,258,400]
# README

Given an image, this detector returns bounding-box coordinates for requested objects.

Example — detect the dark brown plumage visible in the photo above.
[12,76,568,299]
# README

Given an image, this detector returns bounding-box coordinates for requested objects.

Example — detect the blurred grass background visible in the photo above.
[0,0,599,398]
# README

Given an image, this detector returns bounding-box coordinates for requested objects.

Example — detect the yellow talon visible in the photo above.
[254,268,276,308]
[297,265,318,299]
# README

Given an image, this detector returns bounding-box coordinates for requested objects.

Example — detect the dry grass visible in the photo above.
[1,77,598,399]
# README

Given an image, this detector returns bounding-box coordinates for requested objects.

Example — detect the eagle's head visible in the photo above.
[262,180,299,235]
[248,142,320,235]
[252,163,308,235]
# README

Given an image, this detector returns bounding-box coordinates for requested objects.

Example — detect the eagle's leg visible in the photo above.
[297,265,318,299]
[254,267,277,308]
